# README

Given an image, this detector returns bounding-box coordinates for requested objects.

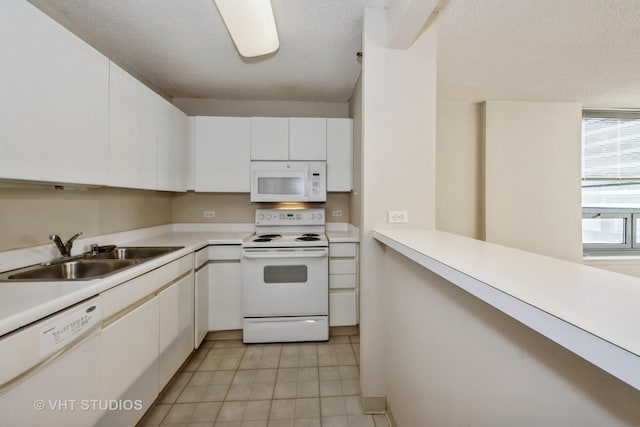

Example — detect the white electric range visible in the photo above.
[242,208,329,343]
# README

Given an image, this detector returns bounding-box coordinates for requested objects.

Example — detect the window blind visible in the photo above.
[583,110,640,179]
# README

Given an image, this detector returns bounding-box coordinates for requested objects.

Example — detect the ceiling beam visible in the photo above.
[386,0,439,49]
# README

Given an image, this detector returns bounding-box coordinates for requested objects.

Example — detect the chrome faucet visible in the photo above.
[49,232,82,257]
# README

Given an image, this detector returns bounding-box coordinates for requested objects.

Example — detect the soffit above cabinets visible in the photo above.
[28,0,390,103]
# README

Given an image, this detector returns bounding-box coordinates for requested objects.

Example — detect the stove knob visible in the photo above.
[258,214,265,221]
[317,212,323,220]
[266,214,272,220]
[310,213,316,220]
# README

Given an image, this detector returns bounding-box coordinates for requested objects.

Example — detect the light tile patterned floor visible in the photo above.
[139,335,389,427]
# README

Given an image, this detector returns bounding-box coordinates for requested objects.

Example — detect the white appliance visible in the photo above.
[250,161,327,202]
[0,297,102,426]
[242,208,329,343]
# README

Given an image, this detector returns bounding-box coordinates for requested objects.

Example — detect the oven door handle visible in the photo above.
[242,249,328,259]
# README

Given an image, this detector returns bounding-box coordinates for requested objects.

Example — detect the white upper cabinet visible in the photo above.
[195,116,251,192]
[108,63,158,190]
[327,118,353,191]
[250,117,289,160]
[251,117,328,161]
[289,118,327,160]
[0,1,109,185]
[157,101,188,192]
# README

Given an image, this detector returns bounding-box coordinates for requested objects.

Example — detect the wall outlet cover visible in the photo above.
[387,210,408,223]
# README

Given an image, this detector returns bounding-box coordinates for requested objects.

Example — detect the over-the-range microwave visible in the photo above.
[250,161,326,202]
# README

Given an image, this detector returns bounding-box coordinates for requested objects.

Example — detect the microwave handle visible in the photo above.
[304,171,309,197]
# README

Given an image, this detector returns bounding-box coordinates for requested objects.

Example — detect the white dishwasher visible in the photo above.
[0,297,102,427]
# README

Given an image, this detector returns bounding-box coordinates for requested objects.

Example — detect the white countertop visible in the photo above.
[0,229,251,337]
[326,223,360,243]
[373,228,640,391]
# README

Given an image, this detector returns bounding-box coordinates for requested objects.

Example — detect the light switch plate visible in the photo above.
[332,210,343,217]
[203,211,215,218]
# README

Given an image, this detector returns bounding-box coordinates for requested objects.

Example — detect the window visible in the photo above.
[582,110,640,255]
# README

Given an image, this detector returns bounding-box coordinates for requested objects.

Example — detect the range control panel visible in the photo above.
[255,208,325,226]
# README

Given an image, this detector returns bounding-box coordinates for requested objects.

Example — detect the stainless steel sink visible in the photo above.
[0,246,183,282]
[86,246,183,260]
[2,259,139,281]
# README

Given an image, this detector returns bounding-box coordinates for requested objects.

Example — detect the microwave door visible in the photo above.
[252,172,309,202]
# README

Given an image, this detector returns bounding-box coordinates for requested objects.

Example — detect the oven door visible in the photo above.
[242,247,328,317]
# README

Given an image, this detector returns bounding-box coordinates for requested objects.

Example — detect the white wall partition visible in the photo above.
[359,6,437,409]
[484,101,583,262]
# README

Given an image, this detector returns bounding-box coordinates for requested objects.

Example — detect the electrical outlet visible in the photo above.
[332,209,343,217]
[387,210,408,223]
[203,211,215,218]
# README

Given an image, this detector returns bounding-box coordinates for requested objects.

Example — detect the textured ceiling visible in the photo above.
[437,0,640,108]
[30,0,640,107]
[31,0,389,102]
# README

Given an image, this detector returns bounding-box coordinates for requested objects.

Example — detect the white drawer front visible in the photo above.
[329,258,356,275]
[329,291,357,326]
[329,274,357,289]
[208,245,241,261]
[329,243,356,258]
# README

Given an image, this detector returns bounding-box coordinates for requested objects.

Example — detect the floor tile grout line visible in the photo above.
[149,336,365,426]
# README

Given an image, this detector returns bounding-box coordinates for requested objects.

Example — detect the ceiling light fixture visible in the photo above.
[214,0,280,58]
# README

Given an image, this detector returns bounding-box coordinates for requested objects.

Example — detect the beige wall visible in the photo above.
[436,101,583,262]
[171,192,351,224]
[436,102,485,240]
[360,7,437,404]
[348,75,363,229]
[0,186,172,251]
[484,101,583,262]
[172,98,349,118]
[383,248,640,426]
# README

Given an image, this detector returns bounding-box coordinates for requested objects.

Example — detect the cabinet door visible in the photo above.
[195,117,251,191]
[108,62,158,190]
[100,296,159,426]
[290,118,327,160]
[329,291,357,326]
[159,272,194,389]
[209,261,243,330]
[327,118,353,191]
[0,1,109,185]
[195,264,209,348]
[251,117,289,160]
[157,102,188,191]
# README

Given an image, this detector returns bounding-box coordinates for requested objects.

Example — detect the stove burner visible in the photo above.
[253,238,273,242]
[258,234,282,239]
[302,233,319,237]
[296,236,321,241]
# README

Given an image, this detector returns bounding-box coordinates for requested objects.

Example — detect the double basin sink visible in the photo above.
[0,246,183,282]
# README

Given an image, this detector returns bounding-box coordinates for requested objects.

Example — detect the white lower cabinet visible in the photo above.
[98,254,194,426]
[329,242,358,327]
[195,247,209,347]
[208,245,243,331]
[159,272,194,390]
[100,296,159,427]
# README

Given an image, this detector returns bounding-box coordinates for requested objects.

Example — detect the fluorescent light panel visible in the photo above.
[214,0,279,58]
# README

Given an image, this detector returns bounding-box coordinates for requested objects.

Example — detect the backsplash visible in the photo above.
[0,186,172,251]
[0,187,350,252]
[170,192,350,223]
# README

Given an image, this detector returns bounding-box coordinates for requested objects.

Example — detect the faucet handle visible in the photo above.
[68,232,83,244]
